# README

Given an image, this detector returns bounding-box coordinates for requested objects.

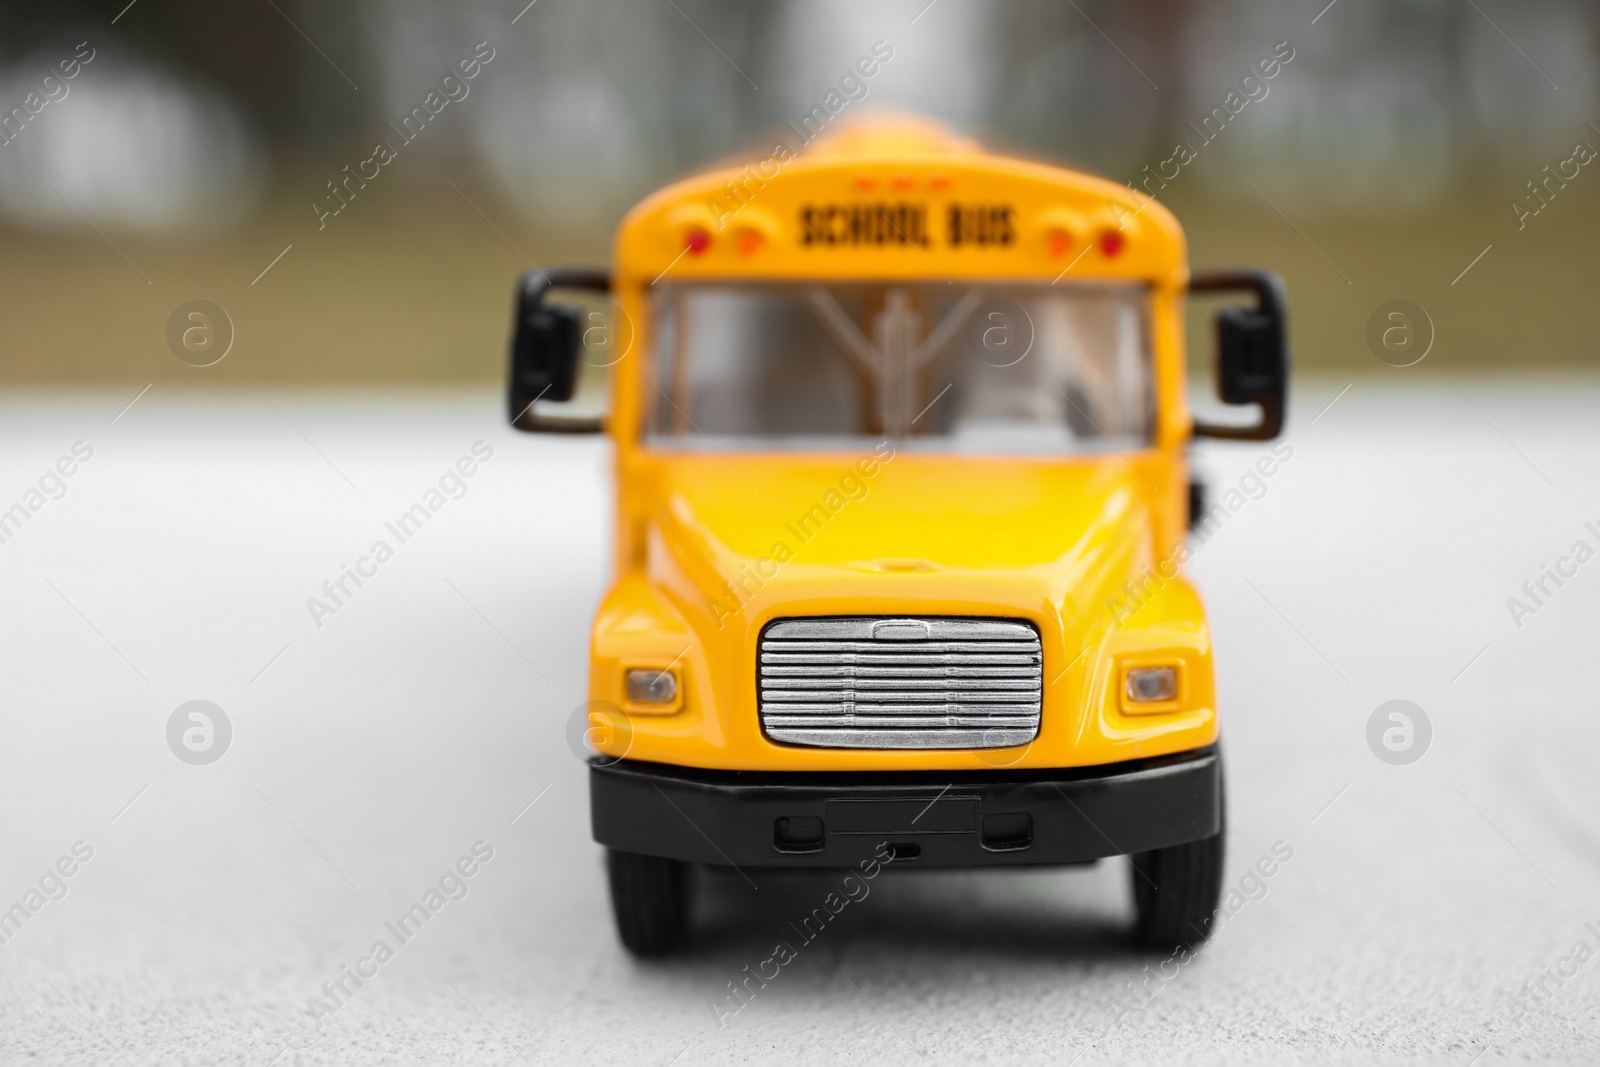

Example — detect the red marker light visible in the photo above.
[891,173,914,191]
[685,227,711,255]
[1098,229,1125,256]
[853,175,878,191]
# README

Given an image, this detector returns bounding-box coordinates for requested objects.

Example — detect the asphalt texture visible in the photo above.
[1,380,1598,1065]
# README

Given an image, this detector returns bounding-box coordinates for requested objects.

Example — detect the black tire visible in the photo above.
[606,848,690,957]
[1130,785,1225,951]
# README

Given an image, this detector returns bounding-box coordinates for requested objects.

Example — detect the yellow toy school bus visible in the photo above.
[506,113,1288,956]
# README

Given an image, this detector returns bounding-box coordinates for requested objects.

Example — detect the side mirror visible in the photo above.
[1190,270,1288,441]
[508,268,610,433]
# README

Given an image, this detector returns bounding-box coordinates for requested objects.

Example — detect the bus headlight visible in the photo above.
[625,668,680,710]
[1124,666,1178,706]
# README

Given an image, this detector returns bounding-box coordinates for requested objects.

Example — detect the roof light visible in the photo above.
[736,227,764,255]
[1098,229,1126,257]
[1037,208,1089,259]
[685,227,711,255]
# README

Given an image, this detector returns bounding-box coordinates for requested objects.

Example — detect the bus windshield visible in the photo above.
[645,282,1152,454]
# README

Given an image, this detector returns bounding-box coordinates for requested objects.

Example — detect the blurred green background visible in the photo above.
[1,0,1596,384]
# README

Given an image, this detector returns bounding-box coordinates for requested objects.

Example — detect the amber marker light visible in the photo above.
[1037,207,1087,259]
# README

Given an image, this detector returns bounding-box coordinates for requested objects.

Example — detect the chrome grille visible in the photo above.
[758,617,1043,749]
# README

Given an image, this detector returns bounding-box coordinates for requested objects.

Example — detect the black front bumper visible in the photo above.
[589,746,1220,868]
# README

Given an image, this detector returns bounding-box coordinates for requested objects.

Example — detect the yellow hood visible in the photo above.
[644,449,1160,644]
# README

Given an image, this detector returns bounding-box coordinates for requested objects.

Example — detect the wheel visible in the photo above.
[605,848,690,957]
[1130,784,1225,951]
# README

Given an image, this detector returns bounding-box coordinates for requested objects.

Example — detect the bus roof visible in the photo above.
[615,110,1186,286]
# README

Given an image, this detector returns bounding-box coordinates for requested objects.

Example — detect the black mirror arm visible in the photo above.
[1191,399,1284,442]
[518,268,610,307]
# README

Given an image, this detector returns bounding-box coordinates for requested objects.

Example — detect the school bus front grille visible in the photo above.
[757,617,1043,749]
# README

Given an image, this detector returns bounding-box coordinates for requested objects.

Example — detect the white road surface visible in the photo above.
[1,379,1598,1065]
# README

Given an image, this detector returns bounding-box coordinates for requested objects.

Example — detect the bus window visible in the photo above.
[645,282,1153,454]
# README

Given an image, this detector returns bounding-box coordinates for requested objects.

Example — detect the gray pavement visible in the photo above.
[1,379,1597,1065]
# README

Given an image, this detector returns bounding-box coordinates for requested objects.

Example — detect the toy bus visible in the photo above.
[505,112,1288,956]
